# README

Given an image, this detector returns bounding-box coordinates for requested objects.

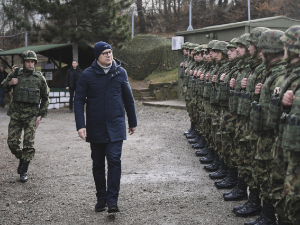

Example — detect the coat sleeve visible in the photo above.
[0,72,13,93]
[38,76,49,118]
[121,70,137,128]
[65,69,70,87]
[74,72,88,131]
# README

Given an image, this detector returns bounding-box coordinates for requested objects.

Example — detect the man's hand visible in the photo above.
[220,73,226,81]
[197,71,202,77]
[282,90,295,106]
[274,87,280,94]
[9,78,18,86]
[66,87,69,90]
[190,70,194,76]
[206,73,210,80]
[212,75,217,82]
[185,69,188,74]
[128,127,136,135]
[241,78,248,88]
[255,83,263,95]
[180,62,184,67]
[78,128,87,140]
[185,62,188,67]
[230,78,236,88]
[200,74,205,80]
[193,70,197,76]
[35,117,41,130]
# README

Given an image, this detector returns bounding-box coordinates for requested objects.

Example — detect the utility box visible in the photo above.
[41,62,55,81]
[172,36,184,50]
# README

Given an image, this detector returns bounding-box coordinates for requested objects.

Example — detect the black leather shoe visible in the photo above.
[199,148,215,164]
[244,201,276,225]
[17,159,23,174]
[236,188,262,217]
[244,217,261,225]
[224,178,248,201]
[215,174,228,185]
[195,146,209,157]
[209,162,228,179]
[188,136,200,144]
[215,168,238,189]
[107,202,120,213]
[186,130,197,139]
[95,200,107,212]
[184,123,194,135]
[233,200,250,213]
[204,155,220,172]
[192,137,206,149]
[20,162,29,183]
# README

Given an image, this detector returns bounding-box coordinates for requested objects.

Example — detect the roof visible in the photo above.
[0,43,95,66]
[175,16,300,36]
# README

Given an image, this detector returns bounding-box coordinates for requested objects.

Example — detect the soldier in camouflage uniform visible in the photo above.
[0,50,49,183]
[245,30,286,225]
[203,41,230,173]
[273,25,300,225]
[199,40,219,165]
[209,38,239,181]
[230,27,270,217]
[214,34,252,190]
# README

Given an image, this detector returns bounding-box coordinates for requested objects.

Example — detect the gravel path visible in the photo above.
[0,103,256,224]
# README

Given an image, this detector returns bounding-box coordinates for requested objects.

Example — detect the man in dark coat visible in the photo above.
[65,60,82,112]
[74,41,137,213]
[0,65,8,107]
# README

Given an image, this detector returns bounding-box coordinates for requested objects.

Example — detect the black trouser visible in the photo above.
[69,87,76,110]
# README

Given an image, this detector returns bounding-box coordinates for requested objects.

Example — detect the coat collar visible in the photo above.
[92,58,121,75]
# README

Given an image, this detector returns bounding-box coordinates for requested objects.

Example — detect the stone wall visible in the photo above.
[148,81,178,101]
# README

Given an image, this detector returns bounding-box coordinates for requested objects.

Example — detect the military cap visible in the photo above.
[236,33,250,48]
[207,40,219,49]
[280,25,300,54]
[21,50,38,63]
[227,38,239,49]
[247,27,271,47]
[258,30,284,54]
[212,41,229,55]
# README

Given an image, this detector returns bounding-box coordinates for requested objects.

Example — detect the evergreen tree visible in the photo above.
[2,0,132,63]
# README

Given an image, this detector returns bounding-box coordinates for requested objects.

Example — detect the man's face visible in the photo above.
[227,48,237,60]
[236,44,246,57]
[215,51,223,61]
[198,53,203,61]
[183,49,187,55]
[72,61,78,68]
[209,49,217,59]
[24,60,35,70]
[248,43,256,57]
[206,52,212,62]
[194,53,199,61]
[98,49,113,66]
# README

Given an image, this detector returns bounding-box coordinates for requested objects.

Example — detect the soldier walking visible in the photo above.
[0,50,49,183]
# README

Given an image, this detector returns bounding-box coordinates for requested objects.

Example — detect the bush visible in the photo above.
[113,34,177,80]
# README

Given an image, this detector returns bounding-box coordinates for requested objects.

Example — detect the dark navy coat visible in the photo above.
[74,59,137,143]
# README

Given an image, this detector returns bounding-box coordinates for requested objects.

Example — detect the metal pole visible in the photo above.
[25,31,28,46]
[132,13,134,38]
[187,0,193,31]
[248,0,251,21]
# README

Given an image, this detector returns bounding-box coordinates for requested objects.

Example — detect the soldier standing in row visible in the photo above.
[0,50,49,183]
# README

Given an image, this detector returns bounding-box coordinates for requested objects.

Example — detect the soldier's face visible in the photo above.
[198,53,203,61]
[237,44,246,56]
[183,49,187,55]
[209,49,216,59]
[206,53,212,62]
[227,48,237,60]
[248,44,256,57]
[215,51,222,61]
[24,60,35,70]
[194,54,199,61]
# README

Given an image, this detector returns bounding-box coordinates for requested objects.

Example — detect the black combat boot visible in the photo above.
[204,154,221,172]
[186,129,197,139]
[95,199,107,212]
[209,162,228,179]
[188,132,201,143]
[17,159,23,174]
[244,201,276,225]
[235,188,262,217]
[215,168,238,189]
[20,161,29,183]
[184,122,194,135]
[192,136,206,149]
[199,148,215,164]
[224,177,248,201]
[195,145,209,156]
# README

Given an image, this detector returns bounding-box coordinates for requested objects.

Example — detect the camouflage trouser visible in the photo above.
[4,92,12,104]
[218,109,237,168]
[195,97,204,133]
[7,117,36,162]
[211,106,222,154]
[203,99,213,145]
[190,93,198,124]
[284,151,300,224]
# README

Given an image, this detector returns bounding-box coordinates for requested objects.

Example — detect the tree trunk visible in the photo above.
[136,0,146,33]
[72,5,78,63]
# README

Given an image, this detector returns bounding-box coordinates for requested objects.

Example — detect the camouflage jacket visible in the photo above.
[0,68,49,120]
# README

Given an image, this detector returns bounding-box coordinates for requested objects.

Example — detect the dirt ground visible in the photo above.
[0,103,257,225]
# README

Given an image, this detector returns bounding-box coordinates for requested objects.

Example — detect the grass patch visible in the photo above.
[144,68,178,84]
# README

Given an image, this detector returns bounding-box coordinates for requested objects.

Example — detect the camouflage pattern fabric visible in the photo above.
[7,116,37,162]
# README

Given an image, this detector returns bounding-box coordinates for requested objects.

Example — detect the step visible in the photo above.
[139,88,150,92]
[140,92,151,97]
[141,97,155,101]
